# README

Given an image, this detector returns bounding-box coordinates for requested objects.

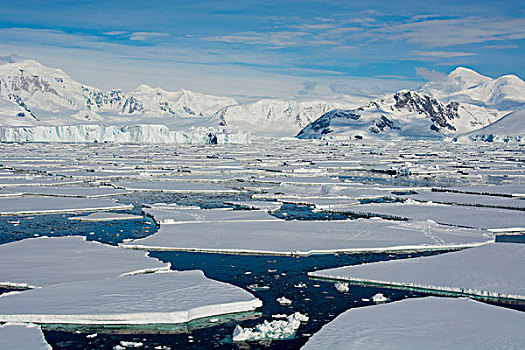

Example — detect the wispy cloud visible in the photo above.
[129,32,169,41]
[103,31,127,36]
[415,67,446,80]
[484,44,519,49]
[413,50,476,58]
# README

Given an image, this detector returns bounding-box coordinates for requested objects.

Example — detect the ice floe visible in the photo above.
[335,202,525,232]
[0,196,132,215]
[302,297,525,350]
[68,212,144,222]
[124,213,492,255]
[309,243,525,301]
[0,323,51,350]
[0,236,261,325]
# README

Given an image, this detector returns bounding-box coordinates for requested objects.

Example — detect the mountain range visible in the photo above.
[0,56,523,142]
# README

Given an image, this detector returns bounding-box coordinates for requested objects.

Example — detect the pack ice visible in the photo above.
[302,297,525,350]
[0,237,261,325]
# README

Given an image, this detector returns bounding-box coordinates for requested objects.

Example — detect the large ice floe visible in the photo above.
[0,237,261,325]
[0,323,52,350]
[309,243,525,301]
[302,297,525,350]
[397,190,525,210]
[124,206,492,255]
[0,196,132,215]
[112,181,241,193]
[334,202,525,233]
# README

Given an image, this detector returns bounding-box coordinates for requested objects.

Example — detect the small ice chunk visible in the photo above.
[232,312,308,342]
[277,296,292,305]
[294,282,307,289]
[86,333,98,338]
[119,341,144,348]
[334,282,349,293]
[372,293,388,303]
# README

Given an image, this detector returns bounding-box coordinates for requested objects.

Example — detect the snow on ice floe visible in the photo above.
[434,184,525,198]
[68,212,143,222]
[223,201,283,212]
[0,270,261,325]
[112,181,241,193]
[142,205,281,225]
[0,236,168,288]
[0,196,132,215]
[0,236,261,325]
[0,323,51,350]
[397,190,525,210]
[309,243,525,301]
[335,202,525,233]
[302,297,525,350]
[123,210,492,255]
[0,186,131,198]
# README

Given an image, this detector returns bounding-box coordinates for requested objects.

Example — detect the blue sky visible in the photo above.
[0,0,523,99]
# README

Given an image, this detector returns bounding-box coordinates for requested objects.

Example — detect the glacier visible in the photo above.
[0,124,251,145]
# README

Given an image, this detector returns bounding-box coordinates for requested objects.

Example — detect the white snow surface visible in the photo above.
[113,181,241,193]
[0,196,132,215]
[124,210,491,255]
[309,243,525,300]
[455,110,525,143]
[302,297,525,350]
[0,270,261,325]
[336,202,525,232]
[434,184,525,198]
[68,212,143,222]
[296,90,500,141]
[0,236,261,325]
[0,236,168,288]
[0,323,51,350]
[142,206,281,225]
[421,67,525,110]
[398,190,525,209]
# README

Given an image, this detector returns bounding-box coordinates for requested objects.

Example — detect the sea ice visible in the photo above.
[302,297,525,350]
[0,237,261,325]
[123,216,492,255]
[112,181,240,193]
[68,212,143,222]
[309,243,525,301]
[232,312,308,341]
[0,196,132,216]
[335,202,525,232]
[0,323,51,350]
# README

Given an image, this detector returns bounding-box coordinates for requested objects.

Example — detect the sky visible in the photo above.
[0,0,523,100]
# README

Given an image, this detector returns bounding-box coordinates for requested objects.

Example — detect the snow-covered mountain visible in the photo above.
[454,110,525,143]
[296,90,500,140]
[421,67,525,111]
[0,58,237,128]
[214,98,366,137]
